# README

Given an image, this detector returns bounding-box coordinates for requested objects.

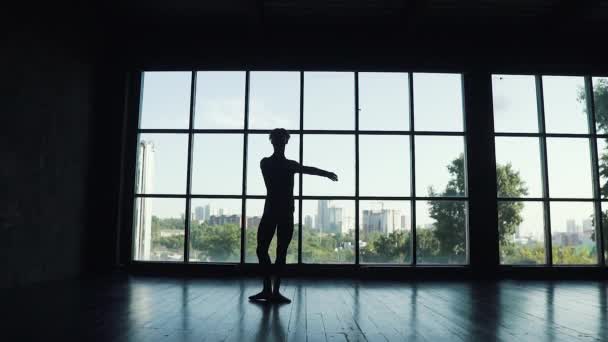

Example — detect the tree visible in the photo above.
[428,154,527,262]
[361,230,410,263]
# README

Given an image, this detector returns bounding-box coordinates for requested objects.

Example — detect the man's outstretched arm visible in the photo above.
[298,165,338,181]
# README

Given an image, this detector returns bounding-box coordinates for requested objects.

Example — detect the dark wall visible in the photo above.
[0,17,99,288]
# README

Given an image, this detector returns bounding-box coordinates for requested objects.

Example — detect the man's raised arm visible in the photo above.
[293,162,338,181]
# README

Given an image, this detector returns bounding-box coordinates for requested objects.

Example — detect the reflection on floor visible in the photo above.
[3,275,607,341]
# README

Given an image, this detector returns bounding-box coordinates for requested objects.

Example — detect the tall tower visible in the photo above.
[317,200,330,231]
[134,141,155,260]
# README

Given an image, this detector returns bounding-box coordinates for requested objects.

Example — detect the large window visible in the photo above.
[492,74,607,265]
[132,71,467,265]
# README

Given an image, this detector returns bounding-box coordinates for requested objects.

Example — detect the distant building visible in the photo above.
[316,200,330,230]
[207,214,240,226]
[133,141,154,260]
[582,219,593,232]
[247,216,262,229]
[566,219,577,233]
[194,206,205,221]
[362,208,402,237]
[327,206,343,234]
[304,215,313,228]
[552,232,581,247]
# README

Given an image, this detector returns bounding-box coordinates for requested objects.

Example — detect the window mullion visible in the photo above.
[586,76,606,266]
[536,75,553,266]
[184,71,197,263]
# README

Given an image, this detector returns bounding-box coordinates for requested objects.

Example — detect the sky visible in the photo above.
[135,71,602,238]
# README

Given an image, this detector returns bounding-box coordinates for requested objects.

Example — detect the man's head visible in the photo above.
[269,128,290,147]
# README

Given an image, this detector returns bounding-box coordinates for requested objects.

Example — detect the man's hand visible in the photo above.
[326,172,338,181]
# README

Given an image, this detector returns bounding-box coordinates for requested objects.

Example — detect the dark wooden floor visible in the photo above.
[3,275,607,341]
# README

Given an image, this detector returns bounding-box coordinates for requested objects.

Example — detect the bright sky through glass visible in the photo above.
[140,72,191,129]
[249,72,300,129]
[415,136,465,197]
[542,76,588,134]
[413,73,463,132]
[195,71,245,129]
[304,72,354,130]
[492,75,538,133]
[358,72,409,130]
[494,137,543,198]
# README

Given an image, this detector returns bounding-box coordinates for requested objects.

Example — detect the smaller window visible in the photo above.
[302,200,356,264]
[413,73,463,132]
[498,201,546,265]
[549,202,597,265]
[189,199,242,263]
[244,199,299,264]
[359,135,410,196]
[302,135,355,196]
[139,72,191,129]
[358,72,409,131]
[416,200,467,265]
[415,136,466,197]
[249,72,300,129]
[542,76,588,134]
[135,134,188,195]
[190,134,244,195]
[495,137,543,198]
[546,138,593,199]
[194,71,245,129]
[359,200,412,264]
[492,74,539,133]
[304,72,354,130]
[133,197,185,262]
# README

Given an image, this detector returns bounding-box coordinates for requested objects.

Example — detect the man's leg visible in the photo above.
[272,213,294,303]
[249,215,276,301]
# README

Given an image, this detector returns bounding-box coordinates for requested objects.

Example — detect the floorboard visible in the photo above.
[2,276,606,341]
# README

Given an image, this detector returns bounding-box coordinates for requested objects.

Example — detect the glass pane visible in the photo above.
[416,200,467,264]
[247,133,300,196]
[245,199,299,264]
[492,74,539,133]
[542,76,588,134]
[194,71,245,129]
[191,134,243,195]
[413,73,463,132]
[303,135,354,196]
[598,139,608,199]
[140,72,191,129]
[550,202,597,265]
[360,201,411,264]
[498,201,546,265]
[135,134,188,195]
[302,200,355,264]
[359,135,410,196]
[546,138,593,198]
[415,136,466,197]
[249,72,300,129]
[600,202,608,263]
[495,137,543,198]
[304,72,354,130]
[593,77,608,134]
[133,197,185,262]
[189,199,241,262]
[358,72,409,130]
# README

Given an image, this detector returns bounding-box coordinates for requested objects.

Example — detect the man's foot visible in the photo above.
[270,292,291,304]
[248,291,272,301]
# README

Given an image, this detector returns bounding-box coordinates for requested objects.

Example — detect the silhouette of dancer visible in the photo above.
[249,128,338,304]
